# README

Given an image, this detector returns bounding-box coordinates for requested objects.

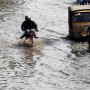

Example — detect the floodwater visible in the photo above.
[0,0,90,90]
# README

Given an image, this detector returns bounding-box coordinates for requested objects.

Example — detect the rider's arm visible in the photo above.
[32,21,38,31]
[21,22,25,31]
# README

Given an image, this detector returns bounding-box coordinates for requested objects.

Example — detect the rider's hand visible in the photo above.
[20,37,22,39]
[36,30,39,32]
[22,28,25,31]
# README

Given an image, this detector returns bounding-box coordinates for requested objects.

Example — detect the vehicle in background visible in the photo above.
[77,0,90,5]
[84,0,90,3]
[68,5,90,39]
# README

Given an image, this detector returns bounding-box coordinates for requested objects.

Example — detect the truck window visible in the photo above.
[73,12,90,23]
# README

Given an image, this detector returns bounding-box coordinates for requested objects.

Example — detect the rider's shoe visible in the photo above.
[34,36,39,39]
[87,50,90,53]
[20,36,23,39]
[36,37,39,38]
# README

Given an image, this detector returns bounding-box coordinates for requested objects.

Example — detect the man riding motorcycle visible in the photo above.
[20,16,38,39]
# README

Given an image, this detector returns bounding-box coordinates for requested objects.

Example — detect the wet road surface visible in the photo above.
[0,0,90,90]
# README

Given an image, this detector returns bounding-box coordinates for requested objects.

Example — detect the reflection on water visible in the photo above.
[24,47,42,68]
[17,38,43,68]
[1,0,90,89]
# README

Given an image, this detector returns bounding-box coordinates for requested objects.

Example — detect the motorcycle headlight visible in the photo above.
[26,29,30,32]
[31,29,35,32]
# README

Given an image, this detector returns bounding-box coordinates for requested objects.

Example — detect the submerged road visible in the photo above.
[0,0,90,90]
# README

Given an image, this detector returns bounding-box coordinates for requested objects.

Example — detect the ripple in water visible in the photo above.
[0,0,25,6]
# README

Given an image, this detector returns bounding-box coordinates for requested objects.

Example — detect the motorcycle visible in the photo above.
[20,29,38,47]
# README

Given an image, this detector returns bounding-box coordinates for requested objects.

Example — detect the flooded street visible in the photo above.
[0,0,90,90]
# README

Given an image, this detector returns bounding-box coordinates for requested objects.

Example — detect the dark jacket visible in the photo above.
[21,19,38,31]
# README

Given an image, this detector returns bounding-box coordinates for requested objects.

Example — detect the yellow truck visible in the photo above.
[68,5,90,39]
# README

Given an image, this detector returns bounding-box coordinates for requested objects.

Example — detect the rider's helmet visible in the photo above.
[25,16,30,21]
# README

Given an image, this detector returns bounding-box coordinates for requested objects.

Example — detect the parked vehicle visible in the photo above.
[77,0,89,5]
[83,0,90,4]
[87,0,90,3]
[68,5,90,39]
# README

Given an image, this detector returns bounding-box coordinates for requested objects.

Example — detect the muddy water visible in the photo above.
[0,0,90,90]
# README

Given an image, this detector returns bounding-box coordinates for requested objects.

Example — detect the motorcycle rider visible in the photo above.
[20,16,38,39]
